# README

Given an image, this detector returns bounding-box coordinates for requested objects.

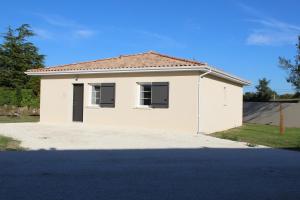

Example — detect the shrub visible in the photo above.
[20,89,40,108]
[0,88,15,105]
[0,87,39,108]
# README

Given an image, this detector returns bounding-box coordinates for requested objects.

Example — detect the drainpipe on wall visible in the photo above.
[197,68,212,134]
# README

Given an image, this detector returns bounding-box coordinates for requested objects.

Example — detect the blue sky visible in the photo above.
[1,0,299,93]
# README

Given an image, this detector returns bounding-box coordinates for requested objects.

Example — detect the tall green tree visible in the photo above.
[279,35,300,92]
[255,78,276,101]
[0,24,44,93]
[243,78,276,101]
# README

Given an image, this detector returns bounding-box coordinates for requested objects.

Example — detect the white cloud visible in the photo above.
[35,13,96,40]
[73,29,96,38]
[246,19,299,46]
[247,19,300,31]
[246,30,297,45]
[246,33,272,45]
[33,28,53,40]
[238,3,262,18]
[37,14,81,29]
[239,3,300,46]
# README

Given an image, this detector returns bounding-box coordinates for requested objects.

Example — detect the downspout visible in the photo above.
[197,68,212,134]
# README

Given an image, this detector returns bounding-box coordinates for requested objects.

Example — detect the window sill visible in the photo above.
[133,106,153,110]
[86,105,101,109]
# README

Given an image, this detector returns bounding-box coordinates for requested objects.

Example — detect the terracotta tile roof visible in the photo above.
[28,51,206,72]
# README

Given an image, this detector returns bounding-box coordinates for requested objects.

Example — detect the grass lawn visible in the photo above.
[0,135,23,151]
[0,115,39,123]
[211,123,300,150]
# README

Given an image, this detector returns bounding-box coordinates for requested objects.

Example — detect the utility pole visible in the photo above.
[279,103,285,134]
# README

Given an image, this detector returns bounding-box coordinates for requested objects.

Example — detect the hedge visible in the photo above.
[0,87,39,108]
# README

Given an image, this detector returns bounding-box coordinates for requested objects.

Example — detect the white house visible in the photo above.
[26,51,250,134]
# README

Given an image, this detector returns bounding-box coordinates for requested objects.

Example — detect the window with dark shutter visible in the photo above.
[151,82,169,108]
[100,83,115,108]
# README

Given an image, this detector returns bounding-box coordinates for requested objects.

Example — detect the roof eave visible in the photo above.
[204,66,251,86]
[25,66,250,86]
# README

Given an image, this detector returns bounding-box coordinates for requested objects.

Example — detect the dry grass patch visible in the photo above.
[0,135,24,151]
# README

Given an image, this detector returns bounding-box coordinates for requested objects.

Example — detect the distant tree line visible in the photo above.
[243,77,300,102]
[0,24,44,107]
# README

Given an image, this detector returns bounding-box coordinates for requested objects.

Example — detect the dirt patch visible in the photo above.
[0,105,39,116]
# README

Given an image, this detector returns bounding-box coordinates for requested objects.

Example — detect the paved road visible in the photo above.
[1,148,300,200]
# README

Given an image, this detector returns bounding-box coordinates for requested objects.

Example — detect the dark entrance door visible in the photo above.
[73,84,84,122]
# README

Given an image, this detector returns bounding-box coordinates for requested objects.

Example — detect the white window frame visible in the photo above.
[89,83,101,107]
[136,82,152,108]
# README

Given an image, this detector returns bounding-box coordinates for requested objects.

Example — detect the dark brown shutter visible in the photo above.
[72,84,84,121]
[100,83,115,108]
[151,82,169,108]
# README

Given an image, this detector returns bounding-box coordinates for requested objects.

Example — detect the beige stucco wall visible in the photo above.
[40,72,199,133]
[40,71,244,134]
[198,75,243,133]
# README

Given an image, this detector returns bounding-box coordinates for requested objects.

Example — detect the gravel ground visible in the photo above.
[0,123,262,150]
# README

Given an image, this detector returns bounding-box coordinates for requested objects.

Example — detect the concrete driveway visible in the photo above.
[0,123,259,150]
[1,123,300,200]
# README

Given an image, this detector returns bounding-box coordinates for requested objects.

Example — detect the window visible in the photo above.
[140,83,152,106]
[91,85,101,105]
[90,83,116,107]
[138,82,169,108]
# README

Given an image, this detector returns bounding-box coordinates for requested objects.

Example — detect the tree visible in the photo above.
[0,24,44,89]
[294,92,300,98]
[255,78,276,101]
[278,93,294,99]
[243,78,276,101]
[15,86,22,107]
[25,76,41,96]
[243,92,257,101]
[279,35,300,92]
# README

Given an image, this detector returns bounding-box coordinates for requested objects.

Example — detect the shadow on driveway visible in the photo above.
[1,148,300,200]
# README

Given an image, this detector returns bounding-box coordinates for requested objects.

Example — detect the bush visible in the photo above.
[0,88,15,105]
[0,87,39,108]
